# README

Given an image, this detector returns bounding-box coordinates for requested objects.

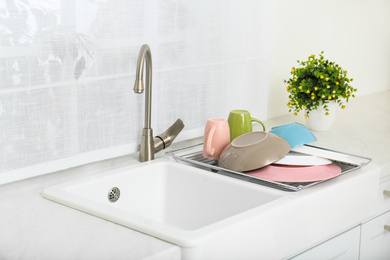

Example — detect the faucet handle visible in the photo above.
[154,119,185,153]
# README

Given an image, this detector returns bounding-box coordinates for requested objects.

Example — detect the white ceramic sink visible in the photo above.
[43,158,380,259]
[42,160,283,246]
[44,160,281,230]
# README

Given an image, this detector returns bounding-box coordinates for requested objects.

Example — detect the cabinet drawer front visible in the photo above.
[379,176,390,214]
[360,210,390,260]
[290,227,360,260]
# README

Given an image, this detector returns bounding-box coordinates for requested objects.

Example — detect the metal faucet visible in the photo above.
[133,44,185,162]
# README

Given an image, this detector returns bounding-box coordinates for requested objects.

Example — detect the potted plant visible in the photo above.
[284,51,357,130]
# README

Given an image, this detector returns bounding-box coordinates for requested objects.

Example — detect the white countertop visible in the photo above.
[265,90,390,178]
[0,90,389,259]
[0,152,181,260]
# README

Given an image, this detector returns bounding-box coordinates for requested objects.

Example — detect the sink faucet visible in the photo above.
[133,44,185,162]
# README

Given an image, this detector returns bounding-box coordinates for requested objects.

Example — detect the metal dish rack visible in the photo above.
[166,144,371,192]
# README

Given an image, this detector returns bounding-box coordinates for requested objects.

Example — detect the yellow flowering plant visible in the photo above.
[285,51,357,118]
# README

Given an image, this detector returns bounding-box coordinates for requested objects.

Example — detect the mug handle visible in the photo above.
[251,117,266,131]
[206,125,216,156]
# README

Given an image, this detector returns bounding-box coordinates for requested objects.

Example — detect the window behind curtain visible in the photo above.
[0,0,271,184]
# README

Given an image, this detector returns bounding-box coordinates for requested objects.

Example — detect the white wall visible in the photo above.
[3,0,389,183]
[268,0,390,118]
[0,0,271,183]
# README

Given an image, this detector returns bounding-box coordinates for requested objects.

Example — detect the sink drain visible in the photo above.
[108,187,120,202]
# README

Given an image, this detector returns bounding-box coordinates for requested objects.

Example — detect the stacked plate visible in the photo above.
[244,123,341,183]
[246,151,341,182]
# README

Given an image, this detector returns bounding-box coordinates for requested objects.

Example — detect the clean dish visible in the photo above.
[273,151,332,166]
[218,131,290,172]
[228,110,265,141]
[245,164,341,182]
[269,122,317,148]
[291,145,363,166]
[203,118,230,160]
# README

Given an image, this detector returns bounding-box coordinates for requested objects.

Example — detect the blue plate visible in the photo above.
[269,122,317,148]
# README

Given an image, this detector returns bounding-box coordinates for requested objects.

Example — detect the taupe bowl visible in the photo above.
[218,131,291,172]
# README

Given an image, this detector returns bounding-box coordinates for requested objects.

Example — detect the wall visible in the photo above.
[0,0,271,184]
[3,0,389,184]
[268,0,390,118]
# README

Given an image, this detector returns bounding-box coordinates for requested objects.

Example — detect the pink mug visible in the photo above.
[203,118,230,160]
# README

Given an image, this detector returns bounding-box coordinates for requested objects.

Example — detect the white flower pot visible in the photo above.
[305,101,336,131]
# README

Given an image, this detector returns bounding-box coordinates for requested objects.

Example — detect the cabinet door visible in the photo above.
[290,226,360,260]
[360,210,390,260]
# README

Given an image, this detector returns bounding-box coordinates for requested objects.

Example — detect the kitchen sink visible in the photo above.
[43,158,380,259]
[44,160,281,231]
[42,160,283,245]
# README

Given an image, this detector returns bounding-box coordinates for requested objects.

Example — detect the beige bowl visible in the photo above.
[218,131,291,172]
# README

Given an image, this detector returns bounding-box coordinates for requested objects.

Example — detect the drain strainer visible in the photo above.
[108,187,120,202]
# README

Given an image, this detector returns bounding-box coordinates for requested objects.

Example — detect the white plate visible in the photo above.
[273,151,332,166]
[291,145,363,166]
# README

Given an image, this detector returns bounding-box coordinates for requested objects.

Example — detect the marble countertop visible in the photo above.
[0,90,389,259]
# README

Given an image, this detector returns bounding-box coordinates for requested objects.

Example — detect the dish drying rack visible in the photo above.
[166,144,371,192]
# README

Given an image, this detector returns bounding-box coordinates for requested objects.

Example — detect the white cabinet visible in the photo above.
[291,174,390,260]
[290,226,360,260]
[377,175,390,214]
[360,210,390,260]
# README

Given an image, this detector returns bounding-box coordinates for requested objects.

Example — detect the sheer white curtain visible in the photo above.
[0,0,271,184]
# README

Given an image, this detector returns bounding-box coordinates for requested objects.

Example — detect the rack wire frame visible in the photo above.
[166,144,371,192]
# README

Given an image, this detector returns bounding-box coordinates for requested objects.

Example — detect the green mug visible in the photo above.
[228,110,266,141]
